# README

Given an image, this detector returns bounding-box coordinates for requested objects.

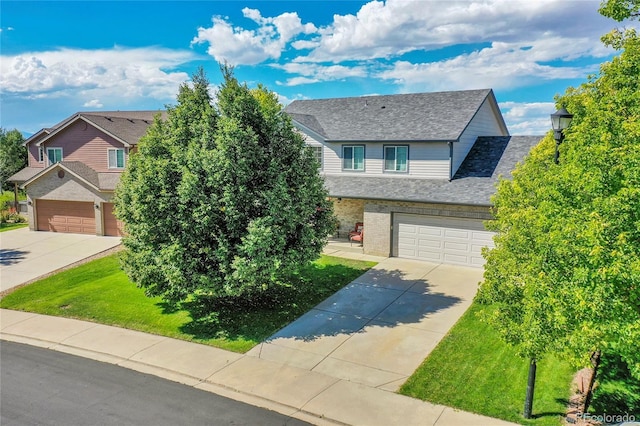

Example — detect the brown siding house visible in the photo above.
[9,110,165,236]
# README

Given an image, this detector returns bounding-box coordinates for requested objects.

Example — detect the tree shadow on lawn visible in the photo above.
[176,261,468,345]
[177,262,368,343]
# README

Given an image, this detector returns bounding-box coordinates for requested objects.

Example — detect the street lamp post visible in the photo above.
[551,108,574,164]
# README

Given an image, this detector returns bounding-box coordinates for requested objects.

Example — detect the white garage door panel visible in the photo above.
[393,214,495,267]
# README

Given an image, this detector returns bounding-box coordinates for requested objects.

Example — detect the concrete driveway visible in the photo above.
[0,228,121,293]
[248,257,484,391]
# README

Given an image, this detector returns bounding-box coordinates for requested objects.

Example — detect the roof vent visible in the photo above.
[381,105,386,109]
[105,117,113,121]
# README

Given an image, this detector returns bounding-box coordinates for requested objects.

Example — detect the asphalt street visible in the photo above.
[0,341,310,426]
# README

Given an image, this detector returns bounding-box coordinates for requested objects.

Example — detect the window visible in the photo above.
[38,146,44,163]
[47,148,63,165]
[108,148,125,169]
[308,146,322,167]
[343,145,365,171]
[384,146,408,172]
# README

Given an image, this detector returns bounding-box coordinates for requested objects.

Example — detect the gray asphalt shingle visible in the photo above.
[285,89,497,141]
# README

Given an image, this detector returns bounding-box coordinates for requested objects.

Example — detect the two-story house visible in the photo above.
[10,90,541,268]
[8,111,164,236]
[285,89,542,267]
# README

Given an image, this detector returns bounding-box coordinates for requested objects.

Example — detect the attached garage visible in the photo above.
[103,203,124,237]
[392,213,494,267]
[37,200,96,234]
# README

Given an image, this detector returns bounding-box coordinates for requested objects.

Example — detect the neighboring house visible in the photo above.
[285,89,542,267]
[8,111,164,236]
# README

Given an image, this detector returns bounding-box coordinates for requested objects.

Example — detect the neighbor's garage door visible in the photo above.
[103,203,124,236]
[393,214,494,267]
[37,200,95,234]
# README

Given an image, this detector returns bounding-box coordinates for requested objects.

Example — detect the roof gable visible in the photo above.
[32,110,165,148]
[285,89,500,142]
[21,161,100,191]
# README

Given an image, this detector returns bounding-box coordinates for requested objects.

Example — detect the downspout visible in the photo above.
[448,141,453,181]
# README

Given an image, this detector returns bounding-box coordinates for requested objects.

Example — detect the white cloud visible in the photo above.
[500,101,557,135]
[377,38,604,92]
[192,9,316,65]
[273,62,368,86]
[188,0,612,95]
[83,99,103,108]
[298,0,611,63]
[0,46,197,102]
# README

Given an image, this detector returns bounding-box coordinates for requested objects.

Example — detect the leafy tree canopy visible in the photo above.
[599,0,640,21]
[115,66,334,303]
[477,26,640,379]
[0,128,26,191]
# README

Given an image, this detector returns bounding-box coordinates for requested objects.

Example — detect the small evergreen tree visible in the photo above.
[115,66,334,303]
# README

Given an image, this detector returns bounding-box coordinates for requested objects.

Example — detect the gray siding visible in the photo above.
[452,98,509,176]
[321,141,449,179]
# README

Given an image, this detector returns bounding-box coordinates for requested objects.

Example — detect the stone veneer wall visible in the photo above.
[362,200,493,257]
[331,198,365,236]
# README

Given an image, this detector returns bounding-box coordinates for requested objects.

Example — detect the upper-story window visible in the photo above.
[343,145,365,171]
[38,146,45,163]
[308,146,322,168]
[108,148,125,169]
[384,145,408,172]
[47,147,63,165]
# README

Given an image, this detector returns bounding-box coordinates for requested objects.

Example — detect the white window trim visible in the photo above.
[46,147,63,166]
[108,148,126,169]
[307,145,323,170]
[342,145,365,172]
[383,145,409,173]
[38,146,44,163]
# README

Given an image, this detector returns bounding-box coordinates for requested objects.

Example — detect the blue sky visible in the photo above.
[0,0,627,136]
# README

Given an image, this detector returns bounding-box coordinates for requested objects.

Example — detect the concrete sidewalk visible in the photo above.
[0,228,121,292]
[0,309,513,426]
[0,247,515,425]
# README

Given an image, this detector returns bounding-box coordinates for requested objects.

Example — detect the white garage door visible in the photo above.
[393,214,495,267]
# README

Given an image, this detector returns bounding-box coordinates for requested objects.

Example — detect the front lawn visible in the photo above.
[0,253,376,353]
[0,222,28,232]
[400,303,574,426]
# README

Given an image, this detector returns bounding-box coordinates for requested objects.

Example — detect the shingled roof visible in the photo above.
[322,136,542,206]
[15,161,122,191]
[26,110,166,147]
[285,89,506,142]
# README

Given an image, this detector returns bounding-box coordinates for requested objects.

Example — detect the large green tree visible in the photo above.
[477,2,640,417]
[115,67,334,303]
[0,128,26,191]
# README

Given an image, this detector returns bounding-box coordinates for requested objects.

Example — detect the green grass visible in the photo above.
[0,222,28,232]
[0,253,376,353]
[400,303,574,426]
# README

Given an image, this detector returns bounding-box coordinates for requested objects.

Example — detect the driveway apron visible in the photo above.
[247,257,483,391]
[0,228,121,292]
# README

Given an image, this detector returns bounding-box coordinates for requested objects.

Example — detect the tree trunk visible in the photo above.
[14,182,19,211]
[583,350,602,414]
[524,358,537,419]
